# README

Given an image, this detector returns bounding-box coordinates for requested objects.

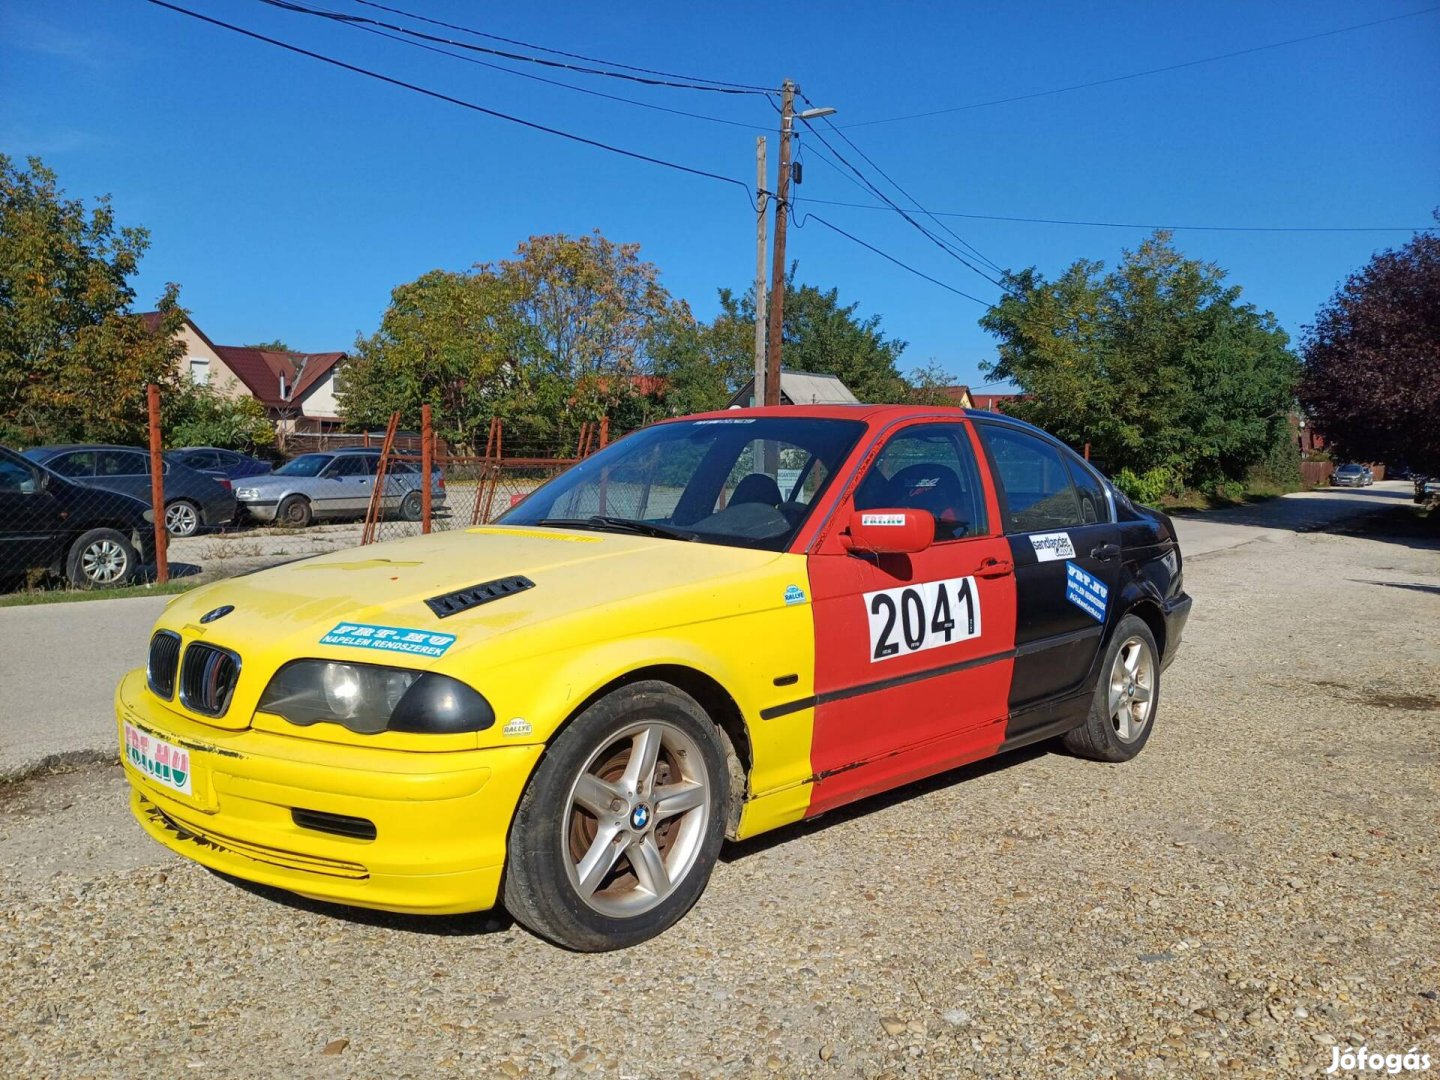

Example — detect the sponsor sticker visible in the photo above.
[861,513,907,527]
[502,718,533,737]
[1030,532,1076,562]
[864,576,982,662]
[783,584,807,606]
[694,418,755,425]
[1065,563,1109,622]
[124,722,193,796]
[320,622,456,658]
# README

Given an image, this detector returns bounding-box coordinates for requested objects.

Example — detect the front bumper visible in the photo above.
[116,668,543,915]
[238,499,278,523]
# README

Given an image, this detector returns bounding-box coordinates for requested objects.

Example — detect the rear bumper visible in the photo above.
[1160,592,1192,670]
[115,668,542,915]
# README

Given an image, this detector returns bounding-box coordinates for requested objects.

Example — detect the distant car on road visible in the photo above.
[1331,463,1373,488]
[0,445,153,588]
[234,448,445,527]
[169,446,273,481]
[22,445,237,537]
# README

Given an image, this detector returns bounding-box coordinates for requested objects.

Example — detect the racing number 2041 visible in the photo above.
[865,576,982,662]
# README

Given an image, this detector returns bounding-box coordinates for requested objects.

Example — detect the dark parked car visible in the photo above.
[169,446,273,481]
[22,445,238,537]
[0,446,153,588]
[1331,463,1373,488]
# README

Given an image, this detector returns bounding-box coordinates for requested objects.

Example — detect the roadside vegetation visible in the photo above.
[0,578,200,609]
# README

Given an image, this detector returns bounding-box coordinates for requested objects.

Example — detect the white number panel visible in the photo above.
[863,576,982,663]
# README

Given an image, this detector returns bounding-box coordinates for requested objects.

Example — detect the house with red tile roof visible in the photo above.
[141,313,347,435]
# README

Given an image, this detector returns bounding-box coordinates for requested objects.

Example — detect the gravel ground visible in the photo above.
[2,512,1437,1079]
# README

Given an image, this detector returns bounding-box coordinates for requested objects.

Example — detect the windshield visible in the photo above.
[274,454,332,477]
[500,416,867,551]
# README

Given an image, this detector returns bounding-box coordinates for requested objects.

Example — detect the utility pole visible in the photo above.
[764,79,796,407]
[752,136,768,408]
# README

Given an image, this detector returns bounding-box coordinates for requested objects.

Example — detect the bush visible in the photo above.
[1113,465,1179,505]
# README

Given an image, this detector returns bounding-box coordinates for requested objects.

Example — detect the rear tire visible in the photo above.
[277,494,312,528]
[502,681,729,952]
[1064,614,1160,763]
[165,499,201,538]
[66,528,136,588]
[399,490,423,522]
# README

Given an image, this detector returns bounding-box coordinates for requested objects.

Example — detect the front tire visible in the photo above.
[1064,614,1160,762]
[66,528,137,588]
[276,494,312,528]
[503,681,729,951]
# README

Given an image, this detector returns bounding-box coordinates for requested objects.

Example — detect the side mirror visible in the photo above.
[841,508,934,555]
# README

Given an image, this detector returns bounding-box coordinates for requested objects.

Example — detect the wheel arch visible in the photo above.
[1122,595,1166,659]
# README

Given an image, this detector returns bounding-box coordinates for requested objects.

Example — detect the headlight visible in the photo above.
[236,487,259,500]
[257,660,494,735]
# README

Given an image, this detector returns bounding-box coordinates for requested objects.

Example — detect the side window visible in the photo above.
[977,425,1084,533]
[1066,457,1110,524]
[185,450,222,470]
[50,452,96,478]
[97,450,149,477]
[853,423,988,541]
[326,456,370,478]
[0,456,39,493]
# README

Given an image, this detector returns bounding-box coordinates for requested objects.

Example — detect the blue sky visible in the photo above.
[2,1,1436,390]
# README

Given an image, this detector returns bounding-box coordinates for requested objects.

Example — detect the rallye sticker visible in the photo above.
[1065,563,1109,622]
[864,576,981,662]
[1029,532,1076,561]
[124,722,193,796]
[784,584,807,605]
[320,622,457,658]
[861,513,907,527]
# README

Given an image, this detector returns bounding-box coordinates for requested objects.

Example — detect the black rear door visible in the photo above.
[975,423,1122,725]
[0,451,65,575]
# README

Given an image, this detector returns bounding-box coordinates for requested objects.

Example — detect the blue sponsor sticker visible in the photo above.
[784,584,807,606]
[320,622,457,658]
[1065,563,1109,622]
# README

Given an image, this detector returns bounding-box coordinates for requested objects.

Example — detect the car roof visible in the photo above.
[28,443,145,453]
[676,403,1052,438]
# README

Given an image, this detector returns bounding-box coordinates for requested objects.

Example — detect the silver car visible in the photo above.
[235,448,445,527]
[1331,463,1373,488]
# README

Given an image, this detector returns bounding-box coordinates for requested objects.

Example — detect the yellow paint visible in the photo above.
[117,525,818,913]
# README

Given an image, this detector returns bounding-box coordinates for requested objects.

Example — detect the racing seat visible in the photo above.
[885,462,973,540]
[729,473,783,508]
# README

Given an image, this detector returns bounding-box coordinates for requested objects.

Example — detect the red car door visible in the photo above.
[805,419,1017,817]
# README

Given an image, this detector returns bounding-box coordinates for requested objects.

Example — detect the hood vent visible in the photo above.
[426,575,535,619]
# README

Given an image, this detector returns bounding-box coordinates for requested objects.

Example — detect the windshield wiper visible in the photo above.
[535,516,696,542]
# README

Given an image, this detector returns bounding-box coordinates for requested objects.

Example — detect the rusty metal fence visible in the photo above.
[359,409,606,546]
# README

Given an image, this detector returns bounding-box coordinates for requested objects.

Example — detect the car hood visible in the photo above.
[159,525,785,670]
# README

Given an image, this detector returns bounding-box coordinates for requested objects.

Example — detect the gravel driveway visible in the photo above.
[2,510,1437,1078]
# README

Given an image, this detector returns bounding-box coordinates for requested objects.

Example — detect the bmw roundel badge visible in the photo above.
[630,804,650,830]
[199,604,234,624]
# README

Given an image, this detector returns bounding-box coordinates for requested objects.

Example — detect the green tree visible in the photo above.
[164,381,276,453]
[903,360,961,406]
[243,339,291,352]
[0,154,183,446]
[980,232,1298,487]
[711,265,909,404]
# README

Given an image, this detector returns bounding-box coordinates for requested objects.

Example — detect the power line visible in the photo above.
[792,196,1434,233]
[800,90,1005,275]
[346,0,775,93]
[798,213,992,307]
[845,5,1440,128]
[256,0,774,96]
[145,0,757,204]
[789,105,1014,292]
[278,0,770,130]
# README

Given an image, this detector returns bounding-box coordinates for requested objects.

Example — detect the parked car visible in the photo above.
[117,405,1191,950]
[234,448,445,527]
[0,445,152,588]
[1416,476,1440,505]
[22,445,237,537]
[1331,463,1373,487]
[169,446,273,481]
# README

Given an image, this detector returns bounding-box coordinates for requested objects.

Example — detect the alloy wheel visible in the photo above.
[165,502,199,537]
[1108,636,1155,742]
[563,721,710,918]
[81,539,128,585]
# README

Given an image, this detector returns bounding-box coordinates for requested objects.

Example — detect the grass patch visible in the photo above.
[0,578,203,609]
[1161,479,1303,513]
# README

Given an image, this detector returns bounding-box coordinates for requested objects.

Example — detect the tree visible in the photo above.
[711,264,909,403]
[243,339,290,352]
[1299,226,1440,474]
[980,232,1298,487]
[164,381,276,453]
[0,154,183,447]
[903,361,961,406]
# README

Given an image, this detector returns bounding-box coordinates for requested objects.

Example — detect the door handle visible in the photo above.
[973,556,1014,578]
[1091,542,1121,561]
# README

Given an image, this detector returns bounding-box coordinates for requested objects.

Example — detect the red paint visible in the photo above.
[802,416,1018,817]
[842,507,934,555]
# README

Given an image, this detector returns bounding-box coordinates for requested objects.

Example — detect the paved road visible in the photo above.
[0,481,1414,781]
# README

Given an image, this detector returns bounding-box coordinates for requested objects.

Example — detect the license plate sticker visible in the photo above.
[124,722,195,796]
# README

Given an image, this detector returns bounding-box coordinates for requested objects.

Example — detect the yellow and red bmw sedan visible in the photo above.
[118,406,1191,950]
